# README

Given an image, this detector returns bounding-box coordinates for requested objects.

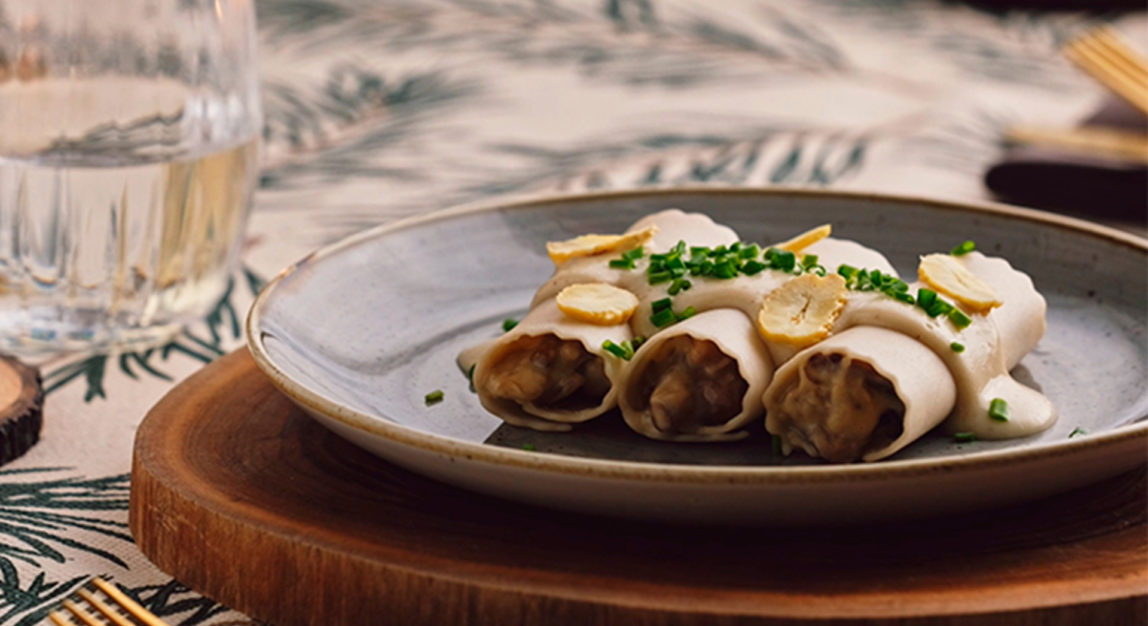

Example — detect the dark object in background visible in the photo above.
[0,355,43,466]
[963,0,1146,9]
[985,98,1147,227]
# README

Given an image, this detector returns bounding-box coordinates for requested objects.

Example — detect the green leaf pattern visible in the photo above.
[0,0,1135,623]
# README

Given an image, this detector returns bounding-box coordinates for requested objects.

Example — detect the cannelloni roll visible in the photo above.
[619,308,773,441]
[764,251,1054,462]
[530,208,739,308]
[472,298,631,431]
[764,326,956,461]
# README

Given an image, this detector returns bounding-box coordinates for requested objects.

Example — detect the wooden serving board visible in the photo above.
[130,350,1147,626]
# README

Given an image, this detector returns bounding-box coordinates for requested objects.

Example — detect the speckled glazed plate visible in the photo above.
[247,188,1147,524]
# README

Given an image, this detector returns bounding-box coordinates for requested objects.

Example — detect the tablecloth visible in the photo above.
[2,1,1143,624]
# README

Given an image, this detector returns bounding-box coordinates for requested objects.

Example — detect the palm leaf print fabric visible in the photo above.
[0,1,1139,623]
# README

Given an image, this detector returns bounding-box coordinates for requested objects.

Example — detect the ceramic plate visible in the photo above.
[247,188,1147,524]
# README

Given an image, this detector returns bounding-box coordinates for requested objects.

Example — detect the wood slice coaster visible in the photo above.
[130,350,1147,626]
[0,354,42,466]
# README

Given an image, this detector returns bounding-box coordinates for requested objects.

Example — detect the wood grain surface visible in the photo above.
[130,350,1148,626]
[0,354,42,466]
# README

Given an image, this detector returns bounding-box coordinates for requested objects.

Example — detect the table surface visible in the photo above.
[5,2,1146,625]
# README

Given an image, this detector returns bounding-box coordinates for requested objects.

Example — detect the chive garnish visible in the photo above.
[954,432,977,443]
[603,338,645,360]
[951,240,976,256]
[648,270,673,284]
[650,307,677,328]
[765,248,796,272]
[602,340,629,359]
[651,298,672,312]
[424,390,444,405]
[1069,427,1088,438]
[988,398,1009,422]
[678,306,696,320]
[837,264,858,279]
[950,342,965,353]
[467,364,476,392]
[622,247,644,261]
[608,259,633,269]
[741,260,767,276]
[502,318,519,332]
[667,278,691,295]
[948,309,972,329]
[522,443,537,451]
[713,261,738,279]
[916,288,937,311]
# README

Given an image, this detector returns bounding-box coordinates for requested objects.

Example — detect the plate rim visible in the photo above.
[246,185,1148,484]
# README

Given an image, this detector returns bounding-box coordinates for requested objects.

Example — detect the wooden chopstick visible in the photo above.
[1064,28,1148,115]
[1006,125,1148,164]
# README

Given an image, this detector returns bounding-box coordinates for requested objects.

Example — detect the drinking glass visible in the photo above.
[0,0,261,354]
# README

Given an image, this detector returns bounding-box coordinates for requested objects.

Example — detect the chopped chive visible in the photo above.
[950,342,965,353]
[522,443,537,451]
[709,245,728,257]
[951,240,976,256]
[651,297,672,312]
[739,243,761,259]
[801,254,820,269]
[837,264,858,279]
[677,306,697,321]
[741,260,767,276]
[948,309,972,329]
[771,434,783,455]
[1069,427,1088,438]
[424,390,444,405]
[622,247,645,261]
[954,432,977,443]
[608,259,633,269]
[502,318,519,332]
[602,340,629,359]
[650,308,677,328]
[667,278,691,295]
[916,288,937,312]
[672,241,687,256]
[713,261,738,279]
[467,364,476,392]
[690,246,710,257]
[766,248,796,272]
[988,398,1009,422]
[648,270,673,284]
[631,335,647,350]
[893,291,915,305]
[926,299,953,318]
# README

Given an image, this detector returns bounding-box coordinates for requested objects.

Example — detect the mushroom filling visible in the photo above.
[484,335,610,411]
[634,337,748,433]
[773,353,905,462]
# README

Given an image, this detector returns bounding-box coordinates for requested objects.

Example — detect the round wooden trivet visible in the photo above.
[0,354,42,466]
[130,350,1147,626]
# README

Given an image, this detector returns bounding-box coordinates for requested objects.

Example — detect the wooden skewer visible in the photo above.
[1064,29,1148,115]
[91,578,169,626]
[77,588,137,626]
[1094,27,1148,81]
[61,599,103,626]
[1006,125,1148,164]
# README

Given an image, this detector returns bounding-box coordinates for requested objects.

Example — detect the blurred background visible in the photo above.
[248,0,1146,278]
